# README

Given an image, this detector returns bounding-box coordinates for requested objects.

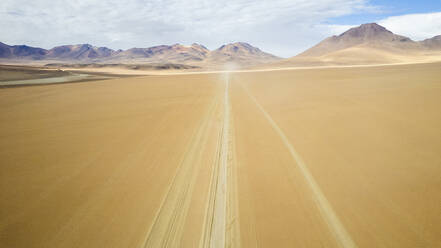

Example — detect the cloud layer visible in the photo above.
[0,0,372,56]
[1,0,440,57]
[379,12,441,41]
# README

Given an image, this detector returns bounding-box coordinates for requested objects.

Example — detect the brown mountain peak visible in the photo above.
[420,35,441,49]
[339,23,393,39]
[298,22,417,57]
[215,42,262,54]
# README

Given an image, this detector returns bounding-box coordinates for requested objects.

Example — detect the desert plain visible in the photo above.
[0,61,440,248]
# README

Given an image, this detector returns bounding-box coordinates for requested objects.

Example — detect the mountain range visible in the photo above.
[0,41,279,67]
[278,23,441,66]
[1,23,440,68]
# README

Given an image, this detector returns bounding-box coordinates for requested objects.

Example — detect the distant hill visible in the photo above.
[273,23,441,67]
[113,43,210,63]
[45,62,199,70]
[204,42,280,67]
[46,44,116,60]
[299,23,421,56]
[420,35,441,50]
[0,42,48,60]
[0,41,279,67]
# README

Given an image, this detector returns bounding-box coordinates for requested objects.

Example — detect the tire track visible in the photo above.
[241,84,358,248]
[141,97,220,248]
[225,109,241,248]
[200,74,240,248]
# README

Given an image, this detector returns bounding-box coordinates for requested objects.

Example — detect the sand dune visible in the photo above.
[1,62,440,247]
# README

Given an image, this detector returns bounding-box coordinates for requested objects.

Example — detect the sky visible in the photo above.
[1,0,440,57]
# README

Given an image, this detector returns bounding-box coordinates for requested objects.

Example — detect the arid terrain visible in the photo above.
[1,61,440,248]
[0,65,125,87]
[0,65,70,81]
[0,42,280,68]
[271,23,441,68]
[2,24,441,71]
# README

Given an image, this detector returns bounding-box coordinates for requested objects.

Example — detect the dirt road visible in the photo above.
[1,63,440,247]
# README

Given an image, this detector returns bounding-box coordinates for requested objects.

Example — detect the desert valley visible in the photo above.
[1,20,441,248]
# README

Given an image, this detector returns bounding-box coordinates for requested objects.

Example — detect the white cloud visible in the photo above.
[2,1,440,57]
[379,12,441,41]
[0,0,373,57]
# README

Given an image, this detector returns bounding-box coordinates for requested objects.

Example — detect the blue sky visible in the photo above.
[1,0,440,57]
[329,0,441,24]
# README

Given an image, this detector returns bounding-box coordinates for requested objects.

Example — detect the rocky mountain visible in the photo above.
[420,35,441,50]
[0,42,48,60]
[46,44,116,60]
[270,23,441,67]
[206,42,279,66]
[114,43,210,63]
[0,41,279,67]
[298,23,421,57]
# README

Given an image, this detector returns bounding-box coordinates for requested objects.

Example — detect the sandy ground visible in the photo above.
[0,65,122,87]
[0,65,70,81]
[1,62,440,247]
[231,62,441,247]
[268,49,441,69]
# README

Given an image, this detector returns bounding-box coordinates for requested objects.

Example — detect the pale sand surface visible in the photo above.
[65,67,172,76]
[267,50,441,69]
[1,62,440,247]
[231,62,441,247]
[0,75,226,247]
